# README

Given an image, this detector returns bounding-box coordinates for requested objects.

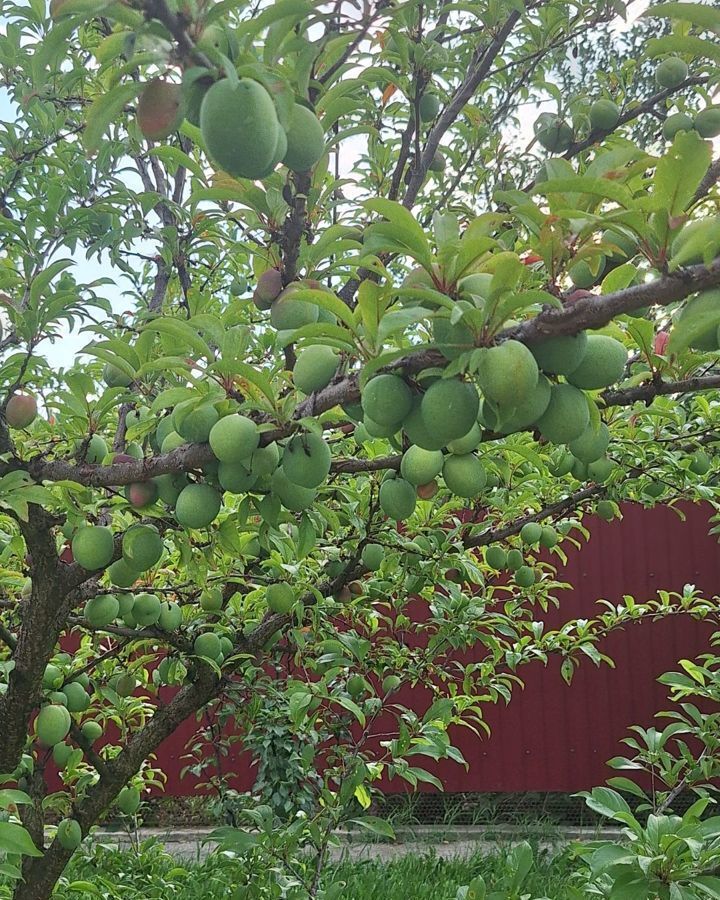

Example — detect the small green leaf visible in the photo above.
[84,82,139,154]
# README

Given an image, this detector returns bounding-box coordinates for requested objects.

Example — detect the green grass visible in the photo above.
[26,840,577,899]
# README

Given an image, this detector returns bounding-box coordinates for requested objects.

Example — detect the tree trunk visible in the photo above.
[13,669,220,900]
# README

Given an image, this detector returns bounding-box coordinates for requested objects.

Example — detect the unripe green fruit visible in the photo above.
[174,404,219,444]
[694,107,720,139]
[266,582,295,614]
[361,543,384,571]
[196,23,230,56]
[571,456,588,481]
[43,664,63,690]
[362,374,413,428]
[379,476,417,521]
[382,674,401,694]
[84,594,119,627]
[495,375,552,434]
[689,449,711,475]
[400,445,444,485]
[569,422,610,464]
[48,691,68,706]
[429,150,446,173]
[442,453,486,498]
[534,112,574,152]
[446,423,483,455]
[122,524,164,571]
[52,741,73,768]
[531,332,588,376]
[514,565,536,588]
[257,126,288,178]
[36,704,71,747]
[520,522,542,545]
[194,631,222,659]
[81,720,103,743]
[253,268,283,310]
[293,345,339,395]
[72,526,114,571]
[114,674,136,697]
[270,287,319,330]
[154,415,176,451]
[181,67,214,127]
[363,416,398,438]
[5,392,38,428]
[175,483,222,528]
[569,256,605,289]
[418,92,440,121]
[587,457,618,483]
[566,335,626,390]
[421,378,479,443]
[218,461,257,493]
[107,558,140,589]
[282,103,326,172]
[536,383,590,444]
[403,398,447,451]
[117,786,141,816]
[270,467,316,511]
[549,449,574,477]
[539,525,558,549]
[57,818,82,850]
[347,674,367,697]
[589,98,620,131]
[200,588,223,612]
[125,442,144,460]
[200,78,280,179]
[282,432,331,488]
[133,592,161,626]
[137,79,184,141]
[230,277,246,297]
[78,434,108,463]
[603,228,638,262]
[161,431,186,453]
[250,442,280,477]
[596,500,616,521]
[655,57,688,89]
[103,363,132,388]
[662,112,694,141]
[485,545,507,570]
[158,601,182,631]
[432,316,474,360]
[477,340,539,409]
[209,413,260,463]
[62,682,90,713]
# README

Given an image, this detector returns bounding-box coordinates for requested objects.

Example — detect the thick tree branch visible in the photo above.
[603,374,720,408]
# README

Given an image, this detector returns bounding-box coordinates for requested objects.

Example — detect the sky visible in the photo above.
[0,0,657,370]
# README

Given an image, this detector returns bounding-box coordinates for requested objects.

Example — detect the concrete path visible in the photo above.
[92,824,625,862]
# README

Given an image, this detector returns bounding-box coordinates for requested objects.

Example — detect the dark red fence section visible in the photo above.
[153,503,720,796]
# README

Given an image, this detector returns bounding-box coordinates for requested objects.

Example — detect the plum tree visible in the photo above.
[1,1,720,897]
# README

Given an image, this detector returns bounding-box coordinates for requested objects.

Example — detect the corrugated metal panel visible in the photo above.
[77,503,720,797]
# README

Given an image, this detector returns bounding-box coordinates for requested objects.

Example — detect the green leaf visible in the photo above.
[643,2,720,29]
[652,131,712,219]
[348,816,395,839]
[668,291,720,355]
[336,696,366,726]
[0,822,43,857]
[532,177,634,209]
[84,82,139,154]
[142,318,212,362]
[647,34,720,63]
[363,199,433,269]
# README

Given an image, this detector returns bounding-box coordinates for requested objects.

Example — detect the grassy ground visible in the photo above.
[33,840,577,899]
